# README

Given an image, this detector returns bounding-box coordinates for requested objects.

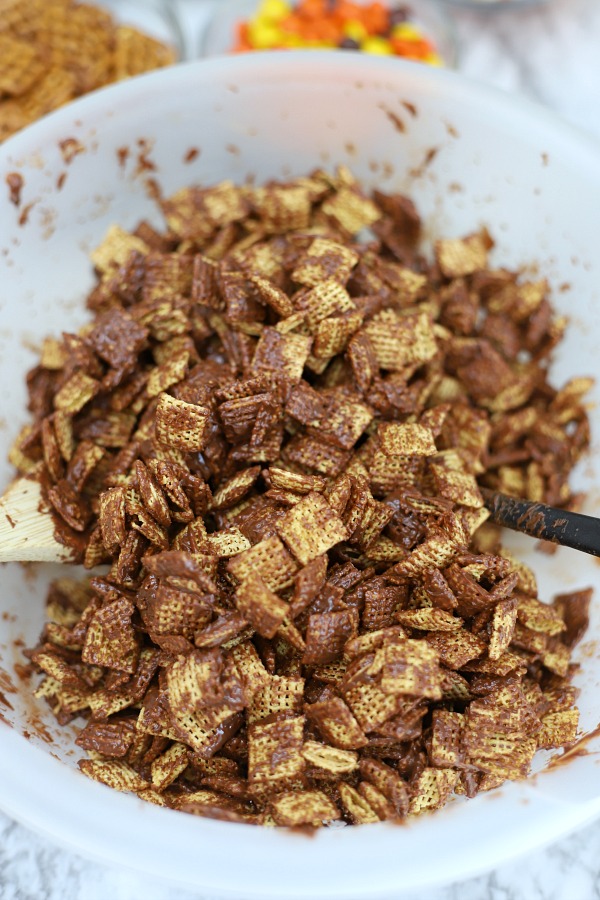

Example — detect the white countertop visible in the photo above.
[2,1,600,897]
[3,808,600,900]
[442,0,600,141]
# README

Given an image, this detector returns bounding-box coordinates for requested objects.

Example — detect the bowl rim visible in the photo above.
[1,51,600,898]
[4,724,600,898]
[2,51,599,165]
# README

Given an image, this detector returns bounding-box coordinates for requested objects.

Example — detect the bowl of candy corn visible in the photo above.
[200,0,456,66]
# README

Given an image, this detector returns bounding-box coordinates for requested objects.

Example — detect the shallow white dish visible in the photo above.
[198,0,458,67]
[1,52,600,898]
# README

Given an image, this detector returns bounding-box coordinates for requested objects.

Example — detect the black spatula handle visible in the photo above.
[481,488,600,558]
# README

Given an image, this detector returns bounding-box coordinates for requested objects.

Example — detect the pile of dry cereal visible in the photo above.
[0,0,177,142]
[16,167,593,827]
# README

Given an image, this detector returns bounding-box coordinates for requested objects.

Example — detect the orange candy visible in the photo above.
[298,0,328,18]
[361,2,388,35]
[390,36,434,59]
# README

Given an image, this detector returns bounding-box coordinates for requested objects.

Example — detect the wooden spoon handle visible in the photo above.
[481,488,600,557]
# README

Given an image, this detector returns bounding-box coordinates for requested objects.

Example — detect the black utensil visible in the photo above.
[481,488,600,558]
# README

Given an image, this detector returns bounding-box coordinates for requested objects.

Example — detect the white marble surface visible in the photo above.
[2,1,600,897]
[3,808,600,900]
[443,0,600,140]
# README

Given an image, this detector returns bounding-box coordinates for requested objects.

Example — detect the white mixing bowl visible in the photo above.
[0,53,599,898]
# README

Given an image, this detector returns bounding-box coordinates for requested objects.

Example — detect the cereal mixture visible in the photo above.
[17,168,593,827]
[0,0,177,143]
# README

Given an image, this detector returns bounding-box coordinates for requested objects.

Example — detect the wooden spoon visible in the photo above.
[0,477,598,565]
[0,477,77,563]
